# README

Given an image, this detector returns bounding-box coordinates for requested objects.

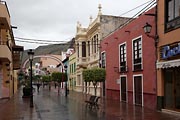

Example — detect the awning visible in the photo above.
[156,59,180,69]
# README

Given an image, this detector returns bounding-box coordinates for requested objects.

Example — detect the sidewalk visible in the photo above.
[0,87,179,120]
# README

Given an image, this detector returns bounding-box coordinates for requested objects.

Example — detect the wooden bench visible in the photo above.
[85,96,100,109]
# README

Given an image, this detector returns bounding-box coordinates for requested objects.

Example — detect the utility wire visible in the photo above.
[102,0,156,39]
[15,39,100,46]
[15,0,156,45]
[119,0,154,16]
[15,37,72,42]
[15,39,66,45]
[15,39,58,44]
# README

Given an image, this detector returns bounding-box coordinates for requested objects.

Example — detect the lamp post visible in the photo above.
[27,49,34,108]
[64,65,68,97]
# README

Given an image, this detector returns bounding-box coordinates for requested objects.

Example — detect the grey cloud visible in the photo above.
[5,0,150,49]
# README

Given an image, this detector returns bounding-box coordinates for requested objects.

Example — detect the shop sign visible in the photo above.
[162,43,180,59]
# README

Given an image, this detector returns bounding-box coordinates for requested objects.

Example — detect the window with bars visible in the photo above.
[101,52,106,68]
[133,38,142,71]
[165,0,180,31]
[119,43,127,72]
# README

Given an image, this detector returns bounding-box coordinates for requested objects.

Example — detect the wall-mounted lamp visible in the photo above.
[114,67,119,73]
[143,22,158,40]
[143,22,152,34]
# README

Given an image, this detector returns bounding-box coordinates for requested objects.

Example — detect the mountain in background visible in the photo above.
[21,38,75,67]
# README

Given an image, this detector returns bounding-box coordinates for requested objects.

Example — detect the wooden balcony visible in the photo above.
[12,45,24,70]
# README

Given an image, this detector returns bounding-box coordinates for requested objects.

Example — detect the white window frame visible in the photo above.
[119,42,127,72]
[101,51,106,68]
[132,36,143,71]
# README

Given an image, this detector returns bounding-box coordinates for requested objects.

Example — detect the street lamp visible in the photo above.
[27,49,34,108]
[64,65,68,97]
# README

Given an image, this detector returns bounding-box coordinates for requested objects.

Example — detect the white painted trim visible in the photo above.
[120,75,128,103]
[133,74,144,106]
[131,36,143,71]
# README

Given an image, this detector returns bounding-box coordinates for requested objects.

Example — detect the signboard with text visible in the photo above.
[161,42,180,60]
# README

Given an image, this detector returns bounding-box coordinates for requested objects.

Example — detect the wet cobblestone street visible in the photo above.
[0,87,180,120]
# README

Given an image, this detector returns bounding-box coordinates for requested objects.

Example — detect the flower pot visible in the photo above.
[22,87,31,98]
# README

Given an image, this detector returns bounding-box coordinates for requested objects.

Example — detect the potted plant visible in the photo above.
[22,78,31,98]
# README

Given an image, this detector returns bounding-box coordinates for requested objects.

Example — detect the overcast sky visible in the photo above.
[5,0,151,50]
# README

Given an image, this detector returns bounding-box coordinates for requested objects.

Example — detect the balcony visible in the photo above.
[12,45,24,70]
[0,41,11,62]
[77,57,88,68]
[0,1,10,29]
[89,53,99,64]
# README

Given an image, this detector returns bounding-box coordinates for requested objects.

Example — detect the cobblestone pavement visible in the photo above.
[0,86,180,120]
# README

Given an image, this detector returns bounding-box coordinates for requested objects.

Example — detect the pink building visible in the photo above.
[100,8,156,109]
[40,54,61,73]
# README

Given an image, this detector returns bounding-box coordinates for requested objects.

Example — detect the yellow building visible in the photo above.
[75,4,131,96]
[156,0,180,112]
[69,52,76,90]
[0,1,23,99]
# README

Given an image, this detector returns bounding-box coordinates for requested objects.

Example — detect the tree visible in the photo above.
[83,68,106,95]
[51,72,67,94]
[51,72,67,83]
[33,75,41,83]
[42,75,50,83]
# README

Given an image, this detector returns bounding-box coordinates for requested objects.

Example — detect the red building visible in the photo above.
[100,8,157,110]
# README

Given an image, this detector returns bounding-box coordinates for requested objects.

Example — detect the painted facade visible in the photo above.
[0,1,23,99]
[40,55,61,68]
[156,0,180,112]
[69,52,76,91]
[101,8,157,110]
[75,4,131,96]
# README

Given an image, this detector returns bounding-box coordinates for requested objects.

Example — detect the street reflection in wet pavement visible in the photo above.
[0,87,180,120]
